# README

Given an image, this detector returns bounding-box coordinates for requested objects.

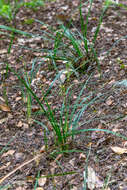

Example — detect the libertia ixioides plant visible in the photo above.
[10,66,127,153]
[1,0,127,189]
[1,0,126,162]
[10,67,99,151]
[5,0,127,152]
[45,0,113,75]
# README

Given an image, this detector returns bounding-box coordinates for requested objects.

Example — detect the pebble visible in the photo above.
[15,152,24,162]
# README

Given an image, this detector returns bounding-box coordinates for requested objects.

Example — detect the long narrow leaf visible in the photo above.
[10,67,48,114]
[72,95,100,129]
[0,25,34,36]
[93,2,109,44]
[69,74,93,126]
[67,128,127,140]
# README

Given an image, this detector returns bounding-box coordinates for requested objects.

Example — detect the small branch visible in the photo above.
[0,152,44,185]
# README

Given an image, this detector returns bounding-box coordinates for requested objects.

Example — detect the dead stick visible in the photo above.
[0,152,43,184]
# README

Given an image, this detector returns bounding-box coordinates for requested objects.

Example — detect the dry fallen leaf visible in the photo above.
[0,162,10,170]
[0,117,8,124]
[84,166,103,189]
[71,187,78,190]
[87,166,96,189]
[17,121,23,128]
[36,188,44,190]
[15,187,25,190]
[15,97,22,101]
[106,96,114,106]
[122,141,127,147]
[59,69,73,84]
[79,153,86,160]
[111,146,127,154]
[2,150,15,157]
[69,158,75,167]
[38,176,47,187]
[0,103,11,112]
[0,49,7,54]
[26,176,34,183]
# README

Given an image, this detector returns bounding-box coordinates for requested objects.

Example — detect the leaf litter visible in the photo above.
[0,0,127,189]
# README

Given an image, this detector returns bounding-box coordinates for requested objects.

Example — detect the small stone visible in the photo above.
[61,5,68,11]
[15,153,24,162]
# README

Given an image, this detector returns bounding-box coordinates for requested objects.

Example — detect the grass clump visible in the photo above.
[12,66,100,151]
[44,0,114,74]
[10,66,127,154]
[0,0,127,189]
[1,0,126,153]
[0,0,127,153]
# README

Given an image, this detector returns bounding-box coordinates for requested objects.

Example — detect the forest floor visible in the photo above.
[0,0,127,189]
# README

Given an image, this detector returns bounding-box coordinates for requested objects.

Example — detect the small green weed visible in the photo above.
[116,57,126,70]
[24,0,44,10]
[0,0,44,22]
[23,18,35,25]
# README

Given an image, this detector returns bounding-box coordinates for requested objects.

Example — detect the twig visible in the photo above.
[0,152,44,185]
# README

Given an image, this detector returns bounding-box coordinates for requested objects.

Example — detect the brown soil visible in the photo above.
[0,0,127,189]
